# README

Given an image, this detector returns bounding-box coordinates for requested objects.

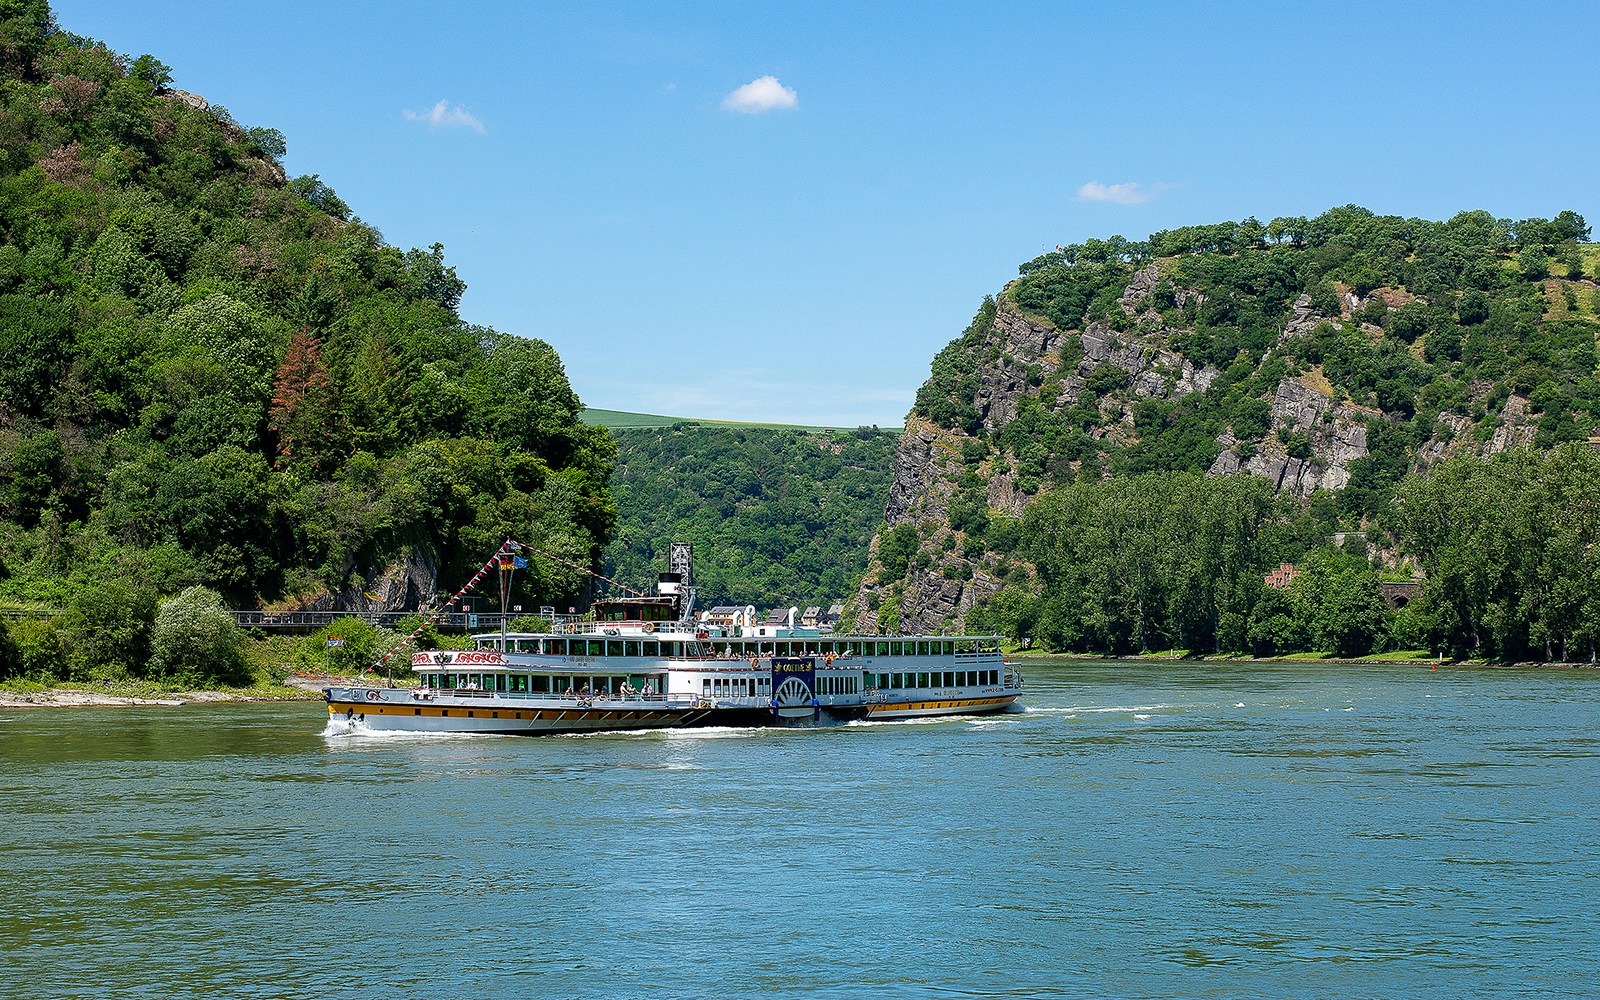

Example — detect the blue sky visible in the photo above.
[54,2,1600,426]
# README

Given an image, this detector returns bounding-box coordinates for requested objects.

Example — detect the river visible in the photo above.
[2,659,1597,998]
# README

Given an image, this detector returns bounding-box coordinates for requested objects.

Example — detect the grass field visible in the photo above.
[580,407,898,433]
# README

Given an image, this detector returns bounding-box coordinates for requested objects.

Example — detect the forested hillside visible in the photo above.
[853,206,1600,661]
[602,425,896,610]
[0,3,614,679]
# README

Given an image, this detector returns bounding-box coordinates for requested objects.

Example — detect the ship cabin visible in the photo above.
[412,631,1010,704]
[591,596,679,625]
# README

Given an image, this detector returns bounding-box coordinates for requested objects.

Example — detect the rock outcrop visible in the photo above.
[296,547,441,614]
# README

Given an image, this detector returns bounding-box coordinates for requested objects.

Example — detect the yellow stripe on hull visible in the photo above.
[864,695,1019,718]
[328,701,678,725]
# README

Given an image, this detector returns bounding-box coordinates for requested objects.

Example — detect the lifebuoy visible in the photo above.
[643,622,655,633]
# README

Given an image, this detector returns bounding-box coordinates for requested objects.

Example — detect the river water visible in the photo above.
[2,659,1597,999]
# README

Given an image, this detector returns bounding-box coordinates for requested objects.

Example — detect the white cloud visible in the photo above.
[722,75,798,114]
[1075,181,1155,205]
[403,99,485,133]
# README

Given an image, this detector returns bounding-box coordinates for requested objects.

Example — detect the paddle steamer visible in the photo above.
[325,545,1022,735]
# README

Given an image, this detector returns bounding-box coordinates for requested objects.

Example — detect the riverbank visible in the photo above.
[0,673,351,710]
[1011,650,1600,669]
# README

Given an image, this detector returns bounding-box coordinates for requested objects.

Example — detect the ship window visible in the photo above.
[510,676,527,692]
[497,674,508,691]
[917,673,929,687]
[414,708,421,715]
[644,641,659,656]
[607,641,623,657]
[532,675,548,693]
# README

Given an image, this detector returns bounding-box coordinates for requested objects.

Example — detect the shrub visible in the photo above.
[151,586,249,685]
[303,617,379,675]
[4,619,69,682]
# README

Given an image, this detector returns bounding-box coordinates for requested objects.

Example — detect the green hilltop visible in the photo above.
[0,2,613,682]
[601,424,897,610]
[580,407,892,434]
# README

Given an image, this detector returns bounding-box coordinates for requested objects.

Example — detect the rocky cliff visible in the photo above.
[850,240,1569,636]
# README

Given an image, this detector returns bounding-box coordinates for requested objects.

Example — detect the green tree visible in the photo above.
[62,581,158,677]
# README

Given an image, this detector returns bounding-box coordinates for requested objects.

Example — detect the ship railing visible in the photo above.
[424,688,673,704]
[553,617,704,635]
[954,649,1001,662]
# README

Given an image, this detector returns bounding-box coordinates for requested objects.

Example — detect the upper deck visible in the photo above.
[413,629,1004,670]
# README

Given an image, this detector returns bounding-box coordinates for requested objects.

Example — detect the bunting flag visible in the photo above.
[370,537,650,670]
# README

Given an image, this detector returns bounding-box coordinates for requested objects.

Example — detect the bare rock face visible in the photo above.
[298,547,441,614]
[162,88,208,111]
[881,415,956,528]
[1209,377,1373,496]
[1079,323,1217,401]
[1489,395,1538,452]
[972,307,1064,431]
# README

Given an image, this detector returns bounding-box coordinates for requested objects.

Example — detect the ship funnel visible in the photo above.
[668,541,695,618]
